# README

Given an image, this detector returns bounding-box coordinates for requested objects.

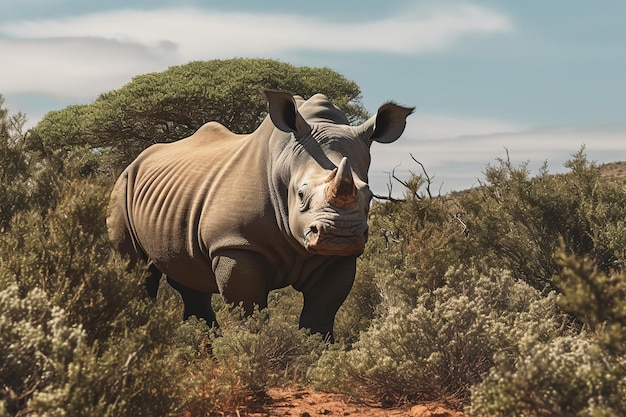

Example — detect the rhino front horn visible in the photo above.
[325,157,358,209]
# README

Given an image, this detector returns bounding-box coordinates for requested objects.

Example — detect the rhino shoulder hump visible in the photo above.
[195,121,235,138]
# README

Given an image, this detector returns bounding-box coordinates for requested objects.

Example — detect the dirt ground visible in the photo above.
[600,161,626,180]
[237,388,466,417]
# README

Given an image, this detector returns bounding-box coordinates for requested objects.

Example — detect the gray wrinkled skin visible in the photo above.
[107,89,413,340]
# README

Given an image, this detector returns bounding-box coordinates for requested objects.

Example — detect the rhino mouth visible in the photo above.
[304,224,368,256]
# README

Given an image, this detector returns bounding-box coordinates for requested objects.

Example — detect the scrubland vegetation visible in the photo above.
[1,59,625,416]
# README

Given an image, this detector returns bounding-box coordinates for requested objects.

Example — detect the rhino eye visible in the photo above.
[297,185,310,211]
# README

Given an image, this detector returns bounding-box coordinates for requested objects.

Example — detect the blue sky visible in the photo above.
[1,0,625,194]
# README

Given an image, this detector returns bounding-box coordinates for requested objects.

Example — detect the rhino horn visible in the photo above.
[325,157,358,209]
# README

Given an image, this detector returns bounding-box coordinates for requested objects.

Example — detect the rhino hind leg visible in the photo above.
[166,277,218,328]
[145,263,162,299]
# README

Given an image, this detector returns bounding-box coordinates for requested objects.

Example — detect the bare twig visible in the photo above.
[391,169,411,190]
[374,164,406,202]
[373,193,404,203]
[374,157,440,202]
[450,213,469,237]
[410,154,434,199]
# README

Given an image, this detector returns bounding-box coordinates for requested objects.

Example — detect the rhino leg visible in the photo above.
[299,256,357,343]
[166,277,217,328]
[145,263,162,299]
[212,250,269,316]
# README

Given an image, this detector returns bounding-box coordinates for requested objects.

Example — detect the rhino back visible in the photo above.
[124,122,287,292]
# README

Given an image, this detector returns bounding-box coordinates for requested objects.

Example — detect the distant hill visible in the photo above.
[600,161,626,181]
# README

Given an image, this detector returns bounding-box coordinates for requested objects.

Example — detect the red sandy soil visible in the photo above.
[235,388,466,417]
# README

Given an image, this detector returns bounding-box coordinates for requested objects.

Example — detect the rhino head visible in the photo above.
[265,89,414,257]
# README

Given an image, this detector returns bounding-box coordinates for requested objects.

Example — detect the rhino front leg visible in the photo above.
[299,256,357,342]
[212,250,270,316]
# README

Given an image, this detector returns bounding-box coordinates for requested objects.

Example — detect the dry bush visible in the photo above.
[210,305,326,402]
[312,267,563,409]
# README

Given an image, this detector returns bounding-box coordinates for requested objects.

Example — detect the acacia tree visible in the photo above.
[34,59,368,166]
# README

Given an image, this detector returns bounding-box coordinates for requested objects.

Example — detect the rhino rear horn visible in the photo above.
[325,157,358,209]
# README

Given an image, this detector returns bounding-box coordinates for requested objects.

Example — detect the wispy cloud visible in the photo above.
[0,4,512,98]
[0,38,169,97]
[2,5,512,55]
[404,114,527,141]
[369,120,626,194]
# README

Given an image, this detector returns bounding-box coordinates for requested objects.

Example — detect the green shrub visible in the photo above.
[555,245,626,355]
[332,188,466,344]
[0,284,88,415]
[311,267,563,409]
[210,304,326,404]
[457,149,626,292]
[0,283,196,417]
[0,100,32,229]
[0,179,152,342]
[470,335,625,416]
[468,245,626,416]
[0,259,234,416]
[333,259,384,344]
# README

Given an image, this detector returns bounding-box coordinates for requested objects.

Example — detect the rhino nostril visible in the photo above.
[310,225,319,235]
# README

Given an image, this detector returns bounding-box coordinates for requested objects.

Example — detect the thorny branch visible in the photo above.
[410,153,440,199]
[373,156,440,202]
[373,163,405,202]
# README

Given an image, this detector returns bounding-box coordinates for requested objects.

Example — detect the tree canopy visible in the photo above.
[33,59,369,166]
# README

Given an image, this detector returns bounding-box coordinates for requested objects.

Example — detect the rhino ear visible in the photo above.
[361,102,415,145]
[264,89,311,136]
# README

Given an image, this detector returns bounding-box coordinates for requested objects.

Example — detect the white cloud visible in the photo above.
[0,38,171,97]
[0,4,512,98]
[369,121,626,194]
[3,5,511,55]
[404,113,527,141]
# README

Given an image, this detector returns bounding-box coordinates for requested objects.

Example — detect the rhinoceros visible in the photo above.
[107,89,413,340]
